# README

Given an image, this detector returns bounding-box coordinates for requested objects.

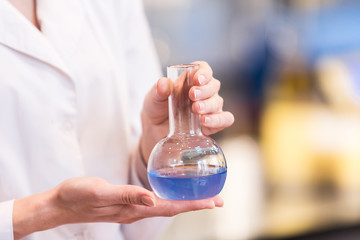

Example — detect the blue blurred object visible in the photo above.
[300,1,360,62]
[348,60,360,94]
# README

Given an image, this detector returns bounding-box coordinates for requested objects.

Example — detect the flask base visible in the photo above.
[148,166,227,201]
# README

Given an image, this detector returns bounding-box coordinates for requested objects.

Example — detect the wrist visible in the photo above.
[139,136,148,166]
[140,111,155,163]
[13,188,64,239]
[140,111,168,163]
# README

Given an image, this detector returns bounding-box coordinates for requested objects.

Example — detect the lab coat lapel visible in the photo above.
[0,0,85,77]
[0,0,71,76]
[36,0,85,72]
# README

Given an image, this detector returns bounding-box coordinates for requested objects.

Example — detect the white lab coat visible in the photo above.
[0,0,170,239]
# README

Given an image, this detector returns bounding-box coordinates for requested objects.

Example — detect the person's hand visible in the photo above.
[13,177,223,240]
[141,61,234,161]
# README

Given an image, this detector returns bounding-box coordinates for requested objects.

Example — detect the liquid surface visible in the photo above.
[148,166,227,201]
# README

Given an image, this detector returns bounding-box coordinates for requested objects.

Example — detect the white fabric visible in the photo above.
[0,0,168,239]
[0,200,14,240]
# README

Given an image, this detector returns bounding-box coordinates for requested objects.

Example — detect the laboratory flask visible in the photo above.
[147,64,227,201]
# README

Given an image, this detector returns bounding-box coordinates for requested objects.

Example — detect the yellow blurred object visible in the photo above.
[260,101,360,237]
[261,101,360,191]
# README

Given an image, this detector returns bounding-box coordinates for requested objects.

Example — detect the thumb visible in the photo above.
[117,185,156,207]
[156,77,173,100]
[143,77,172,125]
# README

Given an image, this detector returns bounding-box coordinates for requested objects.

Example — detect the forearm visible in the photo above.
[13,189,62,240]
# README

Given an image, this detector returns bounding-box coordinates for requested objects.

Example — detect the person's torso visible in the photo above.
[0,0,159,239]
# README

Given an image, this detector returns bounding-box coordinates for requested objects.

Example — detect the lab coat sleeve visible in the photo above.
[120,0,161,190]
[120,0,162,189]
[0,200,14,240]
[129,143,151,190]
[121,0,161,189]
[118,0,173,239]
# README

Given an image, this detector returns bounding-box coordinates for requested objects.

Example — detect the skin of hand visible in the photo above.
[140,61,235,161]
[13,177,223,240]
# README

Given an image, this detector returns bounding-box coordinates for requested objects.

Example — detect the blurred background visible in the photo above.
[143,0,360,239]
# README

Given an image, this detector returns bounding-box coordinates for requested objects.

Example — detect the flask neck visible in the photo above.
[167,64,202,136]
[168,95,202,136]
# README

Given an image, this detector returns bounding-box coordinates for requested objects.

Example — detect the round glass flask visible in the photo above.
[147,64,227,201]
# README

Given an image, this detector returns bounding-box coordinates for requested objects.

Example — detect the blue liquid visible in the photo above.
[148,166,227,201]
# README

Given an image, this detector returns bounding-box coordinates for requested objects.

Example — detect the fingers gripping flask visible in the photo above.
[147,64,227,201]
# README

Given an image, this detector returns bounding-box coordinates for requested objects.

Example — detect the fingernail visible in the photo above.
[204,116,211,125]
[198,102,204,112]
[198,75,206,85]
[141,196,156,207]
[194,89,201,100]
[214,198,224,207]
